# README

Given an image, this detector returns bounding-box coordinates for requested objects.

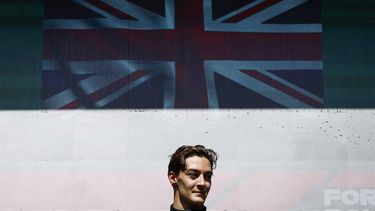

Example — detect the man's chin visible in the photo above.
[190,196,205,205]
[181,195,206,208]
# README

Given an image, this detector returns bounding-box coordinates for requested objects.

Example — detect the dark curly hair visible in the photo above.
[168,145,218,175]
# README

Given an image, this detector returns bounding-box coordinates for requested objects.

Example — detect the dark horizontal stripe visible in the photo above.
[323,18,375,28]
[323,9,375,18]
[0,57,43,67]
[325,102,375,108]
[0,29,43,56]
[324,88,375,108]
[0,87,40,99]
[0,76,41,88]
[0,4,43,16]
[323,32,375,66]
[0,68,41,75]
[0,50,42,57]
[323,65,375,75]
[0,0,42,3]
[0,59,42,68]
[325,88,375,95]
[324,76,375,88]
[0,100,41,110]
[0,17,42,27]
[323,0,375,8]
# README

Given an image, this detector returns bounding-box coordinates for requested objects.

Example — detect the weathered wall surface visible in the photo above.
[0,110,374,210]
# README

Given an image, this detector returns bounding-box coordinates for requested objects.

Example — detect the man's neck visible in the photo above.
[170,204,206,211]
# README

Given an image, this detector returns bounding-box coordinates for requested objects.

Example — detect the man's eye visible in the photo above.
[188,173,198,179]
[204,174,212,181]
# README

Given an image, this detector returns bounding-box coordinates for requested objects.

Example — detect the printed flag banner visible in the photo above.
[42,0,323,109]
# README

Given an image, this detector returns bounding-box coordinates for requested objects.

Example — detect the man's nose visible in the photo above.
[197,175,205,186]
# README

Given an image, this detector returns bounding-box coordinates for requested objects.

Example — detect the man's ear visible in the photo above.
[168,171,178,186]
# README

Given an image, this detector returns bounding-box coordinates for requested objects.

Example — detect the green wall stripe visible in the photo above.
[0,0,42,109]
[323,0,375,108]
[0,4,43,16]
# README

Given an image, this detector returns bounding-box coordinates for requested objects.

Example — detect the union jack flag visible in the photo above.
[43,0,323,108]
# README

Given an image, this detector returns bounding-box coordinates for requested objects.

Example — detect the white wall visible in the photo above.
[0,110,374,211]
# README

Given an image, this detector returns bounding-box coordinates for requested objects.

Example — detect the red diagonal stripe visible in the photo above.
[223,0,282,23]
[242,70,323,108]
[59,70,149,109]
[88,69,150,103]
[85,0,137,20]
[60,99,81,109]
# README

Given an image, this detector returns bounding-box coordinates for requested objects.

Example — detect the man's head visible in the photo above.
[168,145,218,210]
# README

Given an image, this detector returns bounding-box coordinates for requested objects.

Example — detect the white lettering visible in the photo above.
[360,189,375,206]
[324,188,375,211]
[342,189,360,206]
[325,189,341,206]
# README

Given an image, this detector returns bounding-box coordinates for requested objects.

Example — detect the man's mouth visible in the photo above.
[193,191,206,196]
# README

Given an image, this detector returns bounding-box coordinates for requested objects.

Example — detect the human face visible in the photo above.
[170,156,213,209]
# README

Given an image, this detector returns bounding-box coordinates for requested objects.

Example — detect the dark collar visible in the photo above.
[170,204,206,211]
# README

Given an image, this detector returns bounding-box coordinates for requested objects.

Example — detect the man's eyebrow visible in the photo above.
[185,169,199,173]
[185,168,213,174]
